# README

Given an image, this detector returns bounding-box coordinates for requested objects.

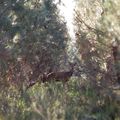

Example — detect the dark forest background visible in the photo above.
[0,0,120,120]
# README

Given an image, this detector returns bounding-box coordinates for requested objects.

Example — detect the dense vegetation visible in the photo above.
[0,0,120,120]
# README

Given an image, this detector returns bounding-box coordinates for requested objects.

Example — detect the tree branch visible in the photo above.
[74,10,104,35]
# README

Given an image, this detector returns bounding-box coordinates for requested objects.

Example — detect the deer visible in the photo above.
[26,62,76,90]
[45,62,76,82]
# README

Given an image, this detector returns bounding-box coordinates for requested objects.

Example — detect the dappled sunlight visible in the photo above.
[54,0,78,61]
[54,0,75,39]
[0,0,120,120]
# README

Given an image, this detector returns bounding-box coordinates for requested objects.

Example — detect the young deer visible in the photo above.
[46,62,76,82]
[27,62,76,89]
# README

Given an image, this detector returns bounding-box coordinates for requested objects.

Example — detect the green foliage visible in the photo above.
[0,0,120,120]
[0,79,120,120]
[0,0,69,88]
